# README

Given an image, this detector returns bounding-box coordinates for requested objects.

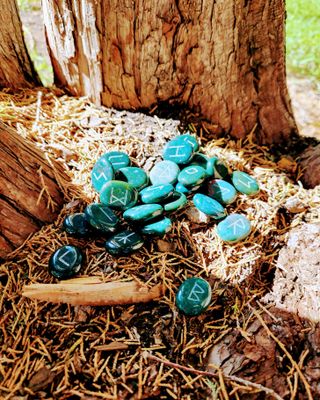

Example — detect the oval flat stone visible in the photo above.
[176,277,212,316]
[63,213,92,237]
[193,193,226,219]
[105,230,144,255]
[116,167,148,190]
[104,151,131,172]
[189,153,208,169]
[141,217,172,236]
[216,213,251,243]
[49,245,83,279]
[84,203,118,233]
[163,138,194,165]
[179,133,200,151]
[91,157,114,193]
[163,192,187,212]
[149,161,180,185]
[123,204,163,223]
[231,171,259,195]
[209,157,229,179]
[100,180,138,210]
[178,165,207,188]
[140,184,174,204]
[207,179,237,205]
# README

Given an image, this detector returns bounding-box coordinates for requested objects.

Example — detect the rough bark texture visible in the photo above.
[0,0,41,88]
[0,122,67,259]
[299,144,320,188]
[43,0,297,144]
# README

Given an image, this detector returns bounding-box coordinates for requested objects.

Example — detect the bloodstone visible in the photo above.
[193,193,226,219]
[176,277,212,316]
[100,180,138,210]
[63,213,92,237]
[49,245,83,279]
[105,230,144,255]
[84,203,118,233]
[216,213,251,243]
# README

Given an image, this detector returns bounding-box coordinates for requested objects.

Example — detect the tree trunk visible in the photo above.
[0,0,41,88]
[0,122,68,259]
[43,0,297,144]
[299,145,320,188]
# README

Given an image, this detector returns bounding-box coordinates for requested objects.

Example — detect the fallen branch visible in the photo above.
[145,353,284,400]
[22,277,164,306]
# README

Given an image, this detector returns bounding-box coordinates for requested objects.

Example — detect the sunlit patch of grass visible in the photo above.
[286,0,320,80]
[17,0,40,11]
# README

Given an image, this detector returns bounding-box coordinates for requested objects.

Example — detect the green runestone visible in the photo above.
[163,192,187,212]
[216,213,251,243]
[49,245,83,279]
[163,138,194,165]
[141,217,172,236]
[100,180,138,210]
[91,157,114,193]
[105,230,144,255]
[231,171,260,195]
[193,193,226,219]
[175,182,190,194]
[176,277,212,316]
[123,204,163,223]
[63,213,92,237]
[104,151,131,172]
[149,160,180,185]
[178,165,207,188]
[179,133,200,151]
[84,203,118,233]
[207,179,237,205]
[116,167,148,190]
[140,184,174,204]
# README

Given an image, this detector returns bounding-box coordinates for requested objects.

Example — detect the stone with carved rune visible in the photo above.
[63,213,92,237]
[49,245,83,279]
[176,277,212,316]
[163,138,194,165]
[100,180,138,210]
[216,213,251,243]
[104,230,144,255]
[84,203,118,233]
[231,171,259,195]
[149,160,180,185]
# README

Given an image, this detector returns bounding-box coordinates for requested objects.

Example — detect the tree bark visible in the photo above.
[43,0,297,144]
[0,0,41,88]
[299,145,320,188]
[0,122,68,259]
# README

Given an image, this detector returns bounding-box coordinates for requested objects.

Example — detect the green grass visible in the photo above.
[286,0,320,80]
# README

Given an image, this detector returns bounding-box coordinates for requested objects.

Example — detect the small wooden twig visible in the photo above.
[22,277,164,306]
[145,353,284,400]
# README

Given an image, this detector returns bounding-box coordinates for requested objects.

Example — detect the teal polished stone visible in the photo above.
[91,157,114,193]
[116,167,148,190]
[104,151,131,172]
[100,180,138,210]
[163,138,194,165]
[123,204,163,223]
[140,184,174,204]
[207,179,237,205]
[179,133,200,151]
[141,217,172,235]
[231,171,259,195]
[105,230,144,255]
[84,203,118,233]
[149,161,180,185]
[163,192,187,212]
[63,213,92,237]
[175,182,190,194]
[207,157,229,179]
[49,245,83,279]
[178,165,207,188]
[193,193,226,219]
[176,277,212,316]
[216,213,251,243]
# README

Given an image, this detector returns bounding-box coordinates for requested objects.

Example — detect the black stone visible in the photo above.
[63,213,92,237]
[105,230,144,256]
[49,245,83,279]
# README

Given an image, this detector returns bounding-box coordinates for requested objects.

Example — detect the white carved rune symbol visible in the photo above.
[237,176,255,188]
[99,207,114,221]
[116,232,135,244]
[108,155,125,166]
[58,248,75,266]
[93,171,107,181]
[158,164,172,178]
[168,145,186,158]
[109,188,129,205]
[187,283,205,302]
[185,167,199,175]
[227,218,246,234]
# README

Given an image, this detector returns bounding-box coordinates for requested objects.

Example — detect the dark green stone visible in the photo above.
[105,230,144,255]
[84,203,118,233]
[49,245,83,280]
[141,217,172,235]
[178,165,207,188]
[209,157,229,179]
[104,151,131,172]
[162,191,188,212]
[207,179,237,205]
[63,213,91,237]
[149,160,180,185]
[116,167,148,190]
[231,171,260,195]
[91,157,114,193]
[176,277,212,316]
[189,153,208,170]
[100,180,138,210]
[140,184,175,204]
[123,204,163,223]
[193,193,226,219]
[163,138,194,165]
[216,214,251,243]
